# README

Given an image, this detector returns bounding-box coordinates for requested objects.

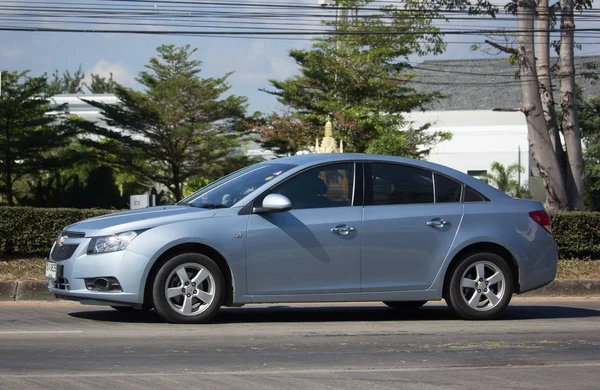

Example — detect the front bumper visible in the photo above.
[47,237,151,305]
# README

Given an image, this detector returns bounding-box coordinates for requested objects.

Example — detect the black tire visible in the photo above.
[152,253,224,324]
[445,252,514,320]
[383,301,427,311]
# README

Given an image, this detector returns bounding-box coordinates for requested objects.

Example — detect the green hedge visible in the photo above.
[0,207,599,259]
[0,207,116,258]
[551,211,600,260]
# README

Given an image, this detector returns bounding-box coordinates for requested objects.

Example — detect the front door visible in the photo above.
[246,162,362,295]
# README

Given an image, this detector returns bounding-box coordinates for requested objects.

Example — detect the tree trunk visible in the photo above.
[559,0,585,210]
[173,182,183,202]
[3,124,14,206]
[535,0,565,173]
[517,0,568,210]
[5,179,14,206]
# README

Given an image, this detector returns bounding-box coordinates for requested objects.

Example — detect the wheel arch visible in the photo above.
[442,242,521,297]
[142,242,235,308]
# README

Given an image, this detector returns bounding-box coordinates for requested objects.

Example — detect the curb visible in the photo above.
[0,281,18,301]
[1,279,600,302]
[1,281,56,302]
[520,279,600,297]
[15,281,57,301]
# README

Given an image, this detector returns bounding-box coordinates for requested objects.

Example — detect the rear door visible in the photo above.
[361,163,463,291]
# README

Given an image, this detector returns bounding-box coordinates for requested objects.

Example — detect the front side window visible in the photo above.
[270,163,354,210]
[366,163,434,205]
[178,163,296,208]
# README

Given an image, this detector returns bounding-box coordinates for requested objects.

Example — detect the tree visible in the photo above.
[0,71,79,206]
[434,0,593,209]
[84,166,123,209]
[73,44,258,201]
[258,112,320,156]
[85,73,117,94]
[47,64,86,95]
[579,96,600,210]
[263,0,450,156]
[480,162,532,199]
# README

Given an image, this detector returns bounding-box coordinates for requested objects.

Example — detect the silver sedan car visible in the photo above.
[47,154,558,323]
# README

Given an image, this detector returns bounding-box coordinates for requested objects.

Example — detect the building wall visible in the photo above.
[404,110,546,201]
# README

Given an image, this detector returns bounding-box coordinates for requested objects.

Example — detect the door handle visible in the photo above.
[331,225,356,235]
[427,219,449,228]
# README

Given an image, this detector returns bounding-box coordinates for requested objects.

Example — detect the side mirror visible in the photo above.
[253,193,292,214]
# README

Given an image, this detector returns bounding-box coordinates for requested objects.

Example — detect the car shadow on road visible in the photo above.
[68,303,600,324]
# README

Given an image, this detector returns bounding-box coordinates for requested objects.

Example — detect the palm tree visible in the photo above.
[480,162,532,199]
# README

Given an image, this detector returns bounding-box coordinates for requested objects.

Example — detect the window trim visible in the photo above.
[242,161,359,214]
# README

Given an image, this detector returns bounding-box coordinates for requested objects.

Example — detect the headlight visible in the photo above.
[88,231,139,254]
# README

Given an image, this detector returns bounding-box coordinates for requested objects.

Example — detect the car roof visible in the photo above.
[266,153,510,201]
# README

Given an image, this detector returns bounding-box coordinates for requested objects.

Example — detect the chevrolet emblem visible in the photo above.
[57,235,67,247]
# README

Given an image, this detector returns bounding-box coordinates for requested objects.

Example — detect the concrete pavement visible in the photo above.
[0,299,599,389]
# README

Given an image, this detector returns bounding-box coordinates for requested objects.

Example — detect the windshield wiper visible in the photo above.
[189,203,228,209]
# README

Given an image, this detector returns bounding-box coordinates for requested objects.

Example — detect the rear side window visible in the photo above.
[366,163,434,205]
[435,174,462,203]
[464,186,488,202]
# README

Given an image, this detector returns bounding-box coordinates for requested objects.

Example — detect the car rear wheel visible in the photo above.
[383,301,427,311]
[446,252,514,320]
[152,253,224,324]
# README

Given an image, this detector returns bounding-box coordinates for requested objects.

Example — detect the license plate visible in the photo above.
[46,262,57,279]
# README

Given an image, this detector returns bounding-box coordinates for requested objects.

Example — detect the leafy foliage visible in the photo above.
[551,211,600,259]
[0,207,114,257]
[47,64,85,95]
[72,44,260,201]
[258,113,320,156]
[263,0,450,155]
[479,162,532,199]
[0,71,79,206]
[84,72,117,94]
[580,96,600,210]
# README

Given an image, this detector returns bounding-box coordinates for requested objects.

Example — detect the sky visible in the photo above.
[1,0,599,114]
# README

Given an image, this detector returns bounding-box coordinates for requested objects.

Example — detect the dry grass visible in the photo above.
[0,258,46,281]
[1,258,600,282]
[557,260,600,279]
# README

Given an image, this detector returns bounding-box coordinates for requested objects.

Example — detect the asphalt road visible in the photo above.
[0,299,599,389]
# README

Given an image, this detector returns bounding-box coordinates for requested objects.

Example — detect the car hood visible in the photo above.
[65,205,217,236]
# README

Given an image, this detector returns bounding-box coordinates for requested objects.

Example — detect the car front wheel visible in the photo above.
[446,252,514,320]
[152,253,224,324]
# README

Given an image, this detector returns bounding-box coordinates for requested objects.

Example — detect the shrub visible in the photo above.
[0,207,598,260]
[0,207,116,258]
[550,211,600,260]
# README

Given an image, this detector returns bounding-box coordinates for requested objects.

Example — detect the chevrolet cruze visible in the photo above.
[47,154,558,323]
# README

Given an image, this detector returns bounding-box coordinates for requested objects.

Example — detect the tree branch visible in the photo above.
[484,40,518,55]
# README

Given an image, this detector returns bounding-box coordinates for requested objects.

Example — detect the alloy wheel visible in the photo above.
[164,263,216,316]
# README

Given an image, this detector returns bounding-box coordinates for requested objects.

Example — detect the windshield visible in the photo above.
[177,163,296,208]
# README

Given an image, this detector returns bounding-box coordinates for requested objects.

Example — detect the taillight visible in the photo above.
[529,210,552,233]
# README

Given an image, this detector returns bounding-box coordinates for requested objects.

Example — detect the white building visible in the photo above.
[405,109,545,201]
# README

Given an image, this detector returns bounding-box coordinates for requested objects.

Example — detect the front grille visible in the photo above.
[62,231,85,238]
[51,244,79,261]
